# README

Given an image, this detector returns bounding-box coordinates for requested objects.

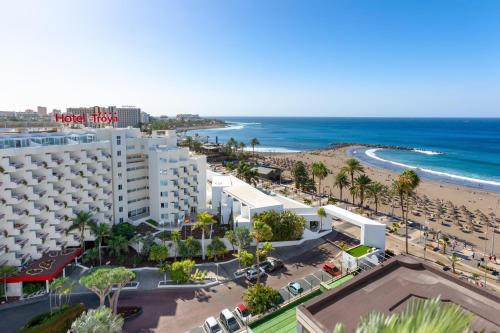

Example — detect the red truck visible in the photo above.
[323,261,341,277]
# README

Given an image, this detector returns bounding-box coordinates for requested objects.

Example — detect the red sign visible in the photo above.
[55,112,119,124]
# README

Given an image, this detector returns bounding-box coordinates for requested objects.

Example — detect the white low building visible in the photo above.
[208,171,332,231]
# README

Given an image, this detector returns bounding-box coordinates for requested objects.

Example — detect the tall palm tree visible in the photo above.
[250,138,260,160]
[193,212,214,260]
[227,137,237,153]
[238,141,246,153]
[341,159,364,204]
[317,207,327,231]
[67,212,96,251]
[312,162,329,204]
[94,223,110,266]
[353,174,372,207]
[0,266,17,301]
[334,171,349,201]
[251,219,273,284]
[367,181,386,214]
[393,169,420,253]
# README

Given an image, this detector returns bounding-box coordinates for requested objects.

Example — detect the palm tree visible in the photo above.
[312,162,329,204]
[448,253,460,274]
[251,219,273,284]
[317,207,327,231]
[0,266,17,301]
[108,235,129,260]
[237,162,258,186]
[393,169,420,254]
[341,158,364,204]
[250,138,260,160]
[439,236,450,254]
[353,174,372,207]
[227,137,237,153]
[94,223,110,266]
[334,171,349,202]
[67,212,96,251]
[367,181,386,214]
[349,186,360,206]
[238,141,246,153]
[170,229,181,260]
[193,212,214,260]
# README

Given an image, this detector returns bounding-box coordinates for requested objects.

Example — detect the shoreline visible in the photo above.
[258,145,500,253]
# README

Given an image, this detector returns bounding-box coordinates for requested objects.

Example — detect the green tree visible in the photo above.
[67,212,96,251]
[439,236,450,254]
[236,161,259,186]
[254,210,305,241]
[238,141,246,152]
[108,235,129,261]
[71,307,123,333]
[170,260,195,283]
[292,161,309,191]
[317,207,327,231]
[111,222,136,240]
[83,247,99,265]
[353,174,372,207]
[234,250,254,268]
[157,231,170,247]
[234,226,252,250]
[243,284,281,315]
[250,138,260,160]
[181,236,202,259]
[224,230,237,252]
[207,237,227,261]
[227,137,238,153]
[341,158,364,204]
[49,277,76,314]
[0,266,17,302]
[251,220,273,284]
[94,223,110,266]
[393,169,420,253]
[312,162,329,203]
[170,229,182,260]
[334,171,349,202]
[332,297,473,333]
[448,253,460,274]
[193,212,214,260]
[149,244,169,281]
[367,182,386,214]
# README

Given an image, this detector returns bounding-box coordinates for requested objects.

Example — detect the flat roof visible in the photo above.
[272,194,309,209]
[224,184,282,208]
[298,256,500,333]
[323,205,384,227]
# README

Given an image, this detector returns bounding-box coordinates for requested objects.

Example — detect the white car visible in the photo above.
[234,303,252,323]
[203,316,223,333]
[245,267,266,282]
[219,308,241,333]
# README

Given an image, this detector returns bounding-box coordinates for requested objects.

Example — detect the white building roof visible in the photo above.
[224,185,282,208]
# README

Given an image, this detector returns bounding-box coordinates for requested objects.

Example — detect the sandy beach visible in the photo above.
[259,146,500,254]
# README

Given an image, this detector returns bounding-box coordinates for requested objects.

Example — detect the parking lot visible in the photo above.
[186,264,341,333]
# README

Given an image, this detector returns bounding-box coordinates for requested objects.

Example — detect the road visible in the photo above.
[0,235,345,333]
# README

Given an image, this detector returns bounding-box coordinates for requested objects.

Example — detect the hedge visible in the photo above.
[19,303,85,333]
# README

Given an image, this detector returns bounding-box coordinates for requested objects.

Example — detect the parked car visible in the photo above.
[287,281,303,295]
[203,316,223,333]
[246,267,266,282]
[219,308,241,333]
[234,303,252,322]
[263,257,284,272]
[322,261,341,277]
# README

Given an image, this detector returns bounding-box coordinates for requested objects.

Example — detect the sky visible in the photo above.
[1,0,499,117]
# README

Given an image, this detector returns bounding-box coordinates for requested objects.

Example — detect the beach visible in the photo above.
[259,145,500,254]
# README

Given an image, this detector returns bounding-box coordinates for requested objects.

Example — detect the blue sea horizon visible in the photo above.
[188,117,500,193]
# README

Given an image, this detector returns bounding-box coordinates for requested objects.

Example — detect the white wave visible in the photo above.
[204,124,244,131]
[365,149,500,187]
[413,149,442,156]
[243,146,301,153]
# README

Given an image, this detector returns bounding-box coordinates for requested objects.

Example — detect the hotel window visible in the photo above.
[160,180,168,186]
[119,207,123,212]
[118,172,122,178]
[118,185,122,190]
[117,150,121,156]
[119,217,124,223]
[118,162,122,167]
[116,136,121,145]
[119,195,123,201]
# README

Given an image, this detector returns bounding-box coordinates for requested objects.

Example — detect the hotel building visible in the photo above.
[0,127,206,268]
[65,106,143,128]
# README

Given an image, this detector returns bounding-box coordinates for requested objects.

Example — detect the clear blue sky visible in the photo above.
[1,0,499,117]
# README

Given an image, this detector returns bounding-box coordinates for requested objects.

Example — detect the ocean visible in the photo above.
[187,117,500,192]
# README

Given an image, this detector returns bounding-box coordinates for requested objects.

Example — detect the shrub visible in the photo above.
[22,281,44,295]
[146,219,158,226]
[111,222,136,240]
[19,304,85,333]
[207,237,227,261]
[243,284,281,314]
[71,307,123,333]
[170,260,195,283]
[253,210,305,241]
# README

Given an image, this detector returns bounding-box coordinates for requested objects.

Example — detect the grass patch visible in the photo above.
[19,304,85,333]
[250,290,321,333]
[146,219,158,226]
[346,245,373,258]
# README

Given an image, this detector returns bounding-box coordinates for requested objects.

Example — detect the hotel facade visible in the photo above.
[0,127,206,268]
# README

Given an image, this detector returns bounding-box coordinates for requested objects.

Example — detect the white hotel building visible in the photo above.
[0,128,206,268]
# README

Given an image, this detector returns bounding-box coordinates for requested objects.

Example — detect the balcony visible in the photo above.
[88,193,97,200]
[53,185,65,194]
[12,192,28,202]
[52,172,64,181]
[71,195,82,204]
[16,252,31,262]
[32,159,47,168]
[12,207,28,218]
[15,237,29,247]
[32,174,46,183]
[87,167,97,174]
[52,157,64,165]
[36,231,49,241]
[35,217,48,226]
[53,200,65,210]
[70,156,81,163]
[9,161,24,169]
[103,177,111,184]
[11,177,27,186]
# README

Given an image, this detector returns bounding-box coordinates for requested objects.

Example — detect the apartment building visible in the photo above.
[0,127,206,267]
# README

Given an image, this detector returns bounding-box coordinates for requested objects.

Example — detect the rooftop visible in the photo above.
[224,184,282,208]
[345,245,373,258]
[298,256,500,333]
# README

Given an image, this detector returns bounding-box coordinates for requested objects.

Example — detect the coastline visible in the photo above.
[259,145,500,253]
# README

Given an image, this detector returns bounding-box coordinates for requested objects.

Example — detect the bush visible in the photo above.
[207,237,227,261]
[22,282,44,295]
[111,222,136,240]
[146,219,158,226]
[254,210,305,241]
[19,304,85,333]
[243,284,281,314]
[170,260,195,283]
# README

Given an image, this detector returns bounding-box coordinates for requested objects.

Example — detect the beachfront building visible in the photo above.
[0,127,206,269]
[296,256,500,333]
[66,106,142,128]
[208,171,332,232]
